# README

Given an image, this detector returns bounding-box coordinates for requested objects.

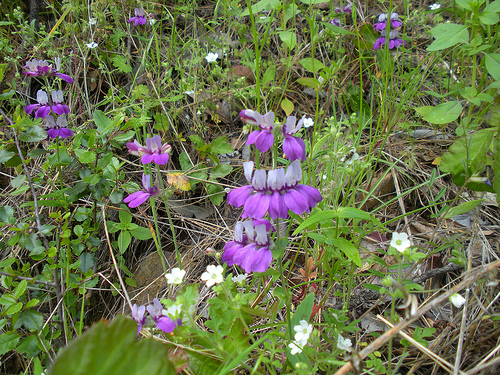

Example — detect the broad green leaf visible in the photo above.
[79,253,94,273]
[0,149,15,163]
[279,31,297,49]
[427,24,469,51]
[485,53,500,80]
[444,200,484,219]
[50,315,175,375]
[262,65,276,86]
[330,238,362,267]
[0,206,15,224]
[281,98,294,116]
[479,11,499,24]
[296,77,320,89]
[298,57,325,73]
[210,164,232,179]
[11,174,25,188]
[74,149,96,164]
[16,334,40,356]
[118,230,131,254]
[112,55,132,74]
[14,309,44,331]
[207,183,224,206]
[240,0,281,17]
[484,0,500,12]
[0,332,20,356]
[6,301,23,315]
[19,125,47,142]
[298,0,328,3]
[423,101,462,124]
[212,136,233,154]
[119,207,132,225]
[130,226,153,240]
[14,279,27,299]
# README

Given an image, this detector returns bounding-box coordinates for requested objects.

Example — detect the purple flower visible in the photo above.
[227,160,322,219]
[25,90,51,118]
[329,18,341,27]
[124,173,159,208]
[146,298,178,334]
[222,219,275,273]
[241,109,276,152]
[374,12,402,32]
[335,3,352,14]
[283,115,306,162]
[23,57,73,83]
[129,8,147,26]
[374,30,404,50]
[131,304,146,335]
[46,114,73,139]
[126,135,171,165]
[51,90,70,115]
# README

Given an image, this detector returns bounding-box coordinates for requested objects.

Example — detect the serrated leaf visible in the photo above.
[14,279,27,299]
[422,101,462,124]
[79,253,94,273]
[19,125,47,142]
[50,315,175,375]
[6,301,23,315]
[0,332,20,356]
[112,55,132,74]
[14,309,44,331]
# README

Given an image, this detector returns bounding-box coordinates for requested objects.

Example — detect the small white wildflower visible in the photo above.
[224,187,231,193]
[149,18,156,25]
[337,334,353,352]
[318,76,325,84]
[340,147,360,165]
[390,232,411,252]
[166,303,182,319]
[259,16,267,20]
[165,267,186,284]
[303,117,314,128]
[87,41,98,49]
[450,293,466,308]
[88,18,97,25]
[205,52,218,63]
[184,90,194,95]
[201,265,224,287]
[293,320,313,342]
[430,3,441,10]
[232,273,248,286]
[288,339,307,355]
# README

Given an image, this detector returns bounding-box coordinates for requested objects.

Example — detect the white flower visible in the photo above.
[87,41,98,49]
[303,117,314,128]
[430,3,441,10]
[149,18,156,25]
[166,303,182,319]
[293,320,313,342]
[201,265,224,287]
[232,273,248,286]
[205,52,218,63]
[224,187,231,193]
[450,293,466,308]
[288,339,307,355]
[184,90,194,95]
[165,267,186,284]
[88,18,97,25]
[337,334,353,352]
[340,147,360,165]
[390,232,411,252]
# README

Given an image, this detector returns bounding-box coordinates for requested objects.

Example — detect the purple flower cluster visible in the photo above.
[128,8,152,26]
[124,135,171,208]
[241,109,307,162]
[373,13,404,50]
[228,160,322,220]
[335,3,352,14]
[223,109,322,273]
[222,219,275,273]
[23,58,74,139]
[131,299,181,335]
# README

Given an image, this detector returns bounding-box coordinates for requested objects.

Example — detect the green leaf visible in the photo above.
[278,31,297,50]
[74,149,97,164]
[112,55,132,74]
[18,125,47,142]
[286,293,314,370]
[444,200,484,219]
[296,77,320,89]
[6,301,23,315]
[207,183,224,206]
[479,11,499,24]
[331,238,363,267]
[485,53,500,81]
[298,57,325,73]
[11,174,26,189]
[281,98,294,116]
[17,334,40,356]
[323,22,356,35]
[119,207,132,225]
[427,24,469,51]
[130,226,153,240]
[0,149,15,163]
[422,101,462,124]
[50,315,175,375]
[262,65,276,86]
[0,206,15,224]
[79,253,94,273]
[14,279,27,299]
[240,0,280,17]
[210,164,232,179]
[212,136,233,154]
[0,332,20,356]
[14,309,44,331]
[118,230,131,254]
